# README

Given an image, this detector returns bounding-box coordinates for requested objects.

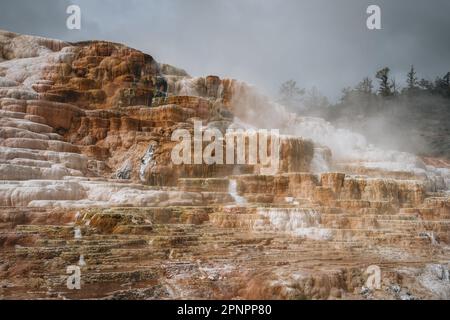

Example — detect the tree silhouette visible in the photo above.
[355,77,373,94]
[279,80,305,109]
[376,67,393,97]
[406,65,418,92]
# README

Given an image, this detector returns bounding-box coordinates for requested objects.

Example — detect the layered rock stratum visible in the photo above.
[0,30,449,299]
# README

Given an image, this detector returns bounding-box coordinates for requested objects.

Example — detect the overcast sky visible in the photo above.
[1,0,449,100]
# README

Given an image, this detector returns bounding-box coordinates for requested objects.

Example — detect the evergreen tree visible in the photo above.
[391,78,400,96]
[434,72,450,97]
[418,78,434,91]
[444,72,450,97]
[376,67,392,97]
[279,80,305,108]
[443,72,450,89]
[406,65,418,91]
[355,77,373,94]
[303,86,329,110]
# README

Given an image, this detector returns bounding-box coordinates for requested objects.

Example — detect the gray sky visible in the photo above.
[1,0,449,100]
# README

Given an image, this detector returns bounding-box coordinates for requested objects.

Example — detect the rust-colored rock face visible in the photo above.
[1,30,450,300]
[40,40,161,109]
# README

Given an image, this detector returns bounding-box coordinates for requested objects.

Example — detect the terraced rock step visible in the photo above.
[1,202,449,299]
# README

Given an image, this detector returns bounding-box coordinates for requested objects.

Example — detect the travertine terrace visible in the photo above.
[0,30,449,299]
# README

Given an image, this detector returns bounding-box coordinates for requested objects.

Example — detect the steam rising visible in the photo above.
[227,81,450,189]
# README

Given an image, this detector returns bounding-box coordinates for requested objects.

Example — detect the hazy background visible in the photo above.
[0,0,449,101]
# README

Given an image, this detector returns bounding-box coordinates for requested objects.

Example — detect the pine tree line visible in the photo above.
[350,66,450,98]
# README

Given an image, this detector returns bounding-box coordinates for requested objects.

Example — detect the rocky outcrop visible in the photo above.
[0,30,449,300]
